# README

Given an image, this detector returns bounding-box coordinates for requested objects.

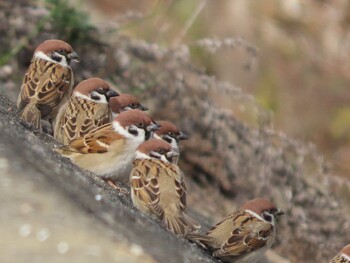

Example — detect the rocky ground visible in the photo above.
[0,1,350,262]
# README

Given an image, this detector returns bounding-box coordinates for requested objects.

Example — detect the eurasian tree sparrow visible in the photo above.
[154,120,188,164]
[131,139,199,236]
[110,93,148,118]
[17,39,79,130]
[54,77,119,144]
[56,109,159,181]
[330,244,350,263]
[188,198,284,263]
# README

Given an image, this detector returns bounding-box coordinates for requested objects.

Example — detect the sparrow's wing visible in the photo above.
[172,165,187,212]
[58,123,123,154]
[131,159,163,217]
[55,99,80,142]
[58,97,110,142]
[213,215,273,257]
[77,101,111,137]
[18,59,72,117]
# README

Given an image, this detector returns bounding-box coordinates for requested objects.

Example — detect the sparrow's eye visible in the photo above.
[158,148,164,154]
[136,122,144,128]
[129,103,137,109]
[168,132,174,137]
[96,87,105,94]
[57,49,65,55]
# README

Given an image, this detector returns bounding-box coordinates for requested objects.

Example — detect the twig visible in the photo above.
[172,0,208,47]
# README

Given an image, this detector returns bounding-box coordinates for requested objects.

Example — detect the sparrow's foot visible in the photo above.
[106,179,130,196]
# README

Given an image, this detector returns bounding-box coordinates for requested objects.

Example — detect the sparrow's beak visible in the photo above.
[106,89,119,100]
[146,122,161,132]
[177,131,188,141]
[139,104,148,111]
[145,123,161,140]
[67,51,80,62]
[276,209,285,217]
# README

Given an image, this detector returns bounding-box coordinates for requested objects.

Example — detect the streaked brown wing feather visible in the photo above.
[131,160,163,217]
[173,166,187,212]
[17,61,40,111]
[57,99,80,142]
[18,59,72,119]
[79,102,110,135]
[213,214,273,257]
[59,123,122,154]
[57,97,111,143]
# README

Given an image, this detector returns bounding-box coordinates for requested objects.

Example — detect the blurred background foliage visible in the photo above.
[46,0,350,178]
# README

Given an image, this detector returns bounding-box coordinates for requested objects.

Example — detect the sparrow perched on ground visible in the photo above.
[130,139,199,236]
[188,198,284,263]
[56,109,159,181]
[109,93,148,118]
[330,244,350,263]
[154,120,188,164]
[54,77,119,144]
[17,39,79,130]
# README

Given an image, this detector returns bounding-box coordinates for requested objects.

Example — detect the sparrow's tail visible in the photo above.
[17,103,42,130]
[54,146,76,157]
[186,233,212,243]
[186,232,215,250]
[163,212,201,236]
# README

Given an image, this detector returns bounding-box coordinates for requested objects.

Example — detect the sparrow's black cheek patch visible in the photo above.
[164,136,172,144]
[91,94,100,101]
[51,54,62,63]
[128,127,138,136]
[145,131,152,140]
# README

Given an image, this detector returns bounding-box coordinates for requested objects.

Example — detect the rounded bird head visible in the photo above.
[109,93,147,116]
[113,109,160,141]
[241,198,284,224]
[34,39,79,66]
[340,244,350,257]
[136,139,179,162]
[155,120,188,144]
[73,78,119,103]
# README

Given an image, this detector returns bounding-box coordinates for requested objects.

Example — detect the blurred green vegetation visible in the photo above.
[331,107,350,143]
[45,0,97,44]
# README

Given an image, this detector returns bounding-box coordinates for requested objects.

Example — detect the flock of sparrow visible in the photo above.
[15,39,350,263]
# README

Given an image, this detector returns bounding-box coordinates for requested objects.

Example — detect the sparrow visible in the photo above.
[17,39,79,130]
[54,77,119,144]
[154,120,188,164]
[130,138,200,236]
[109,93,148,118]
[56,109,159,181]
[188,198,284,263]
[330,244,350,263]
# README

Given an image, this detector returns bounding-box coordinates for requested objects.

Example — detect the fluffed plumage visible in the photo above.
[154,120,188,164]
[54,77,119,144]
[188,198,284,263]
[131,139,199,236]
[330,244,350,263]
[17,39,79,130]
[56,109,159,181]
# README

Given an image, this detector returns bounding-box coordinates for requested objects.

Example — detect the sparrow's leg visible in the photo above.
[42,120,54,135]
[106,179,130,196]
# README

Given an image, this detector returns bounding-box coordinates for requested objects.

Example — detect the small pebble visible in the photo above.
[36,228,50,242]
[86,245,101,256]
[57,241,69,254]
[130,243,144,256]
[19,224,32,237]
[95,194,102,201]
